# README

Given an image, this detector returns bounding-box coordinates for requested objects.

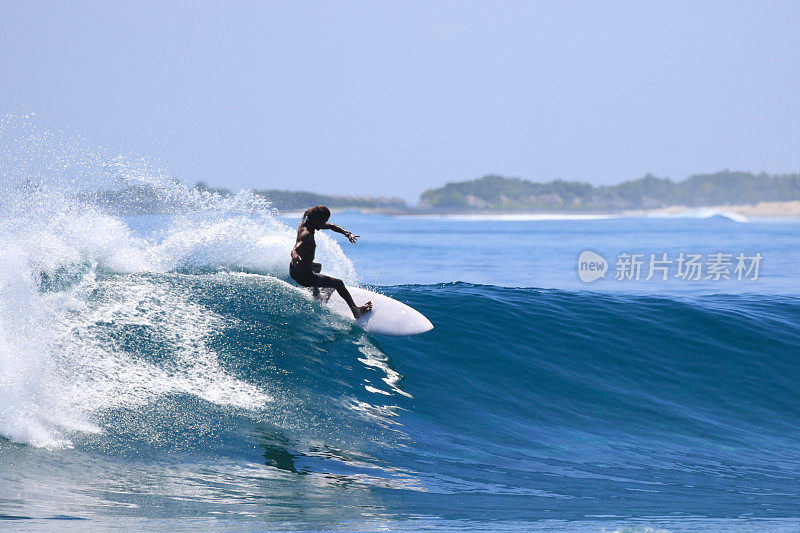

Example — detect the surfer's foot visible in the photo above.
[352,301,372,319]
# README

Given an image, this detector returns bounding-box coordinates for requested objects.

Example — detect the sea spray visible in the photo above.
[0,114,356,446]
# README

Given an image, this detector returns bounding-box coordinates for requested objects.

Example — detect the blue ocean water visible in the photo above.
[316,212,799,294]
[0,119,799,531]
[2,201,799,532]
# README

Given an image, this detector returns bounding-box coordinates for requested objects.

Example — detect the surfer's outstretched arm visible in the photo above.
[323,223,359,243]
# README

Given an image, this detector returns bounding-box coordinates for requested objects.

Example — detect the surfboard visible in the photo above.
[314,285,433,336]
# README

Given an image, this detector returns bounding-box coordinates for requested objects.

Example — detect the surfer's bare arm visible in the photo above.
[323,223,359,243]
[291,228,309,265]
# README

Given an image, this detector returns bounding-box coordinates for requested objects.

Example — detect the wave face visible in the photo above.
[2,116,800,530]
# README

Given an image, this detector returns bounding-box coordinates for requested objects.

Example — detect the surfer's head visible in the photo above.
[302,205,331,229]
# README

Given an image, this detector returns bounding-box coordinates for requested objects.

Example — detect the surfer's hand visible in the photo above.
[347,233,359,244]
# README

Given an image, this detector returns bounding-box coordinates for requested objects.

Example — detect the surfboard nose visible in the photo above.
[323,285,434,336]
[420,316,434,333]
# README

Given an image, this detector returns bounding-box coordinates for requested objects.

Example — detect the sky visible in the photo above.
[1,1,798,202]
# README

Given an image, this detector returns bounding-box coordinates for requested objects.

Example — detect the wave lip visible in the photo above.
[0,199,303,447]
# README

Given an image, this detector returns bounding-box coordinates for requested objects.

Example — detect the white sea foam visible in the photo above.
[0,114,356,447]
[57,275,271,413]
[642,208,748,223]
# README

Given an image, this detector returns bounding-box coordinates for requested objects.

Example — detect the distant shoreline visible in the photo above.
[277,200,800,220]
[193,171,800,217]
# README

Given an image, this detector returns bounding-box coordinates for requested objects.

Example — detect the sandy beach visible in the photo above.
[630,201,800,219]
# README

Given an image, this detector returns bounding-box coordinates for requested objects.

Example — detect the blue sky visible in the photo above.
[1,1,798,202]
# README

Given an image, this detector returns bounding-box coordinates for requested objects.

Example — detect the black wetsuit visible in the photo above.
[289,263,338,288]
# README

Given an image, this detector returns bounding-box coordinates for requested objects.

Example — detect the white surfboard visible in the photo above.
[316,285,433,336]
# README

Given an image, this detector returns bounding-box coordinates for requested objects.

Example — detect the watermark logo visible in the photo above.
[577,250,762,282]
[578,250,608,283]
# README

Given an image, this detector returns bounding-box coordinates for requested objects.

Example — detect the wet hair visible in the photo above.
[302,205,331,225]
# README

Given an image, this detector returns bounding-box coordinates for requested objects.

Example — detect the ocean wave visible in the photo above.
[3,116,800,527]
[0,115,358,447]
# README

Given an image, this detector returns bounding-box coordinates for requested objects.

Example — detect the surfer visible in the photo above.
[290,205,372,318]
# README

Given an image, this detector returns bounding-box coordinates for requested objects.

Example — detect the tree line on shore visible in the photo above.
[87,170,800,214]
[418,171,800,211]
